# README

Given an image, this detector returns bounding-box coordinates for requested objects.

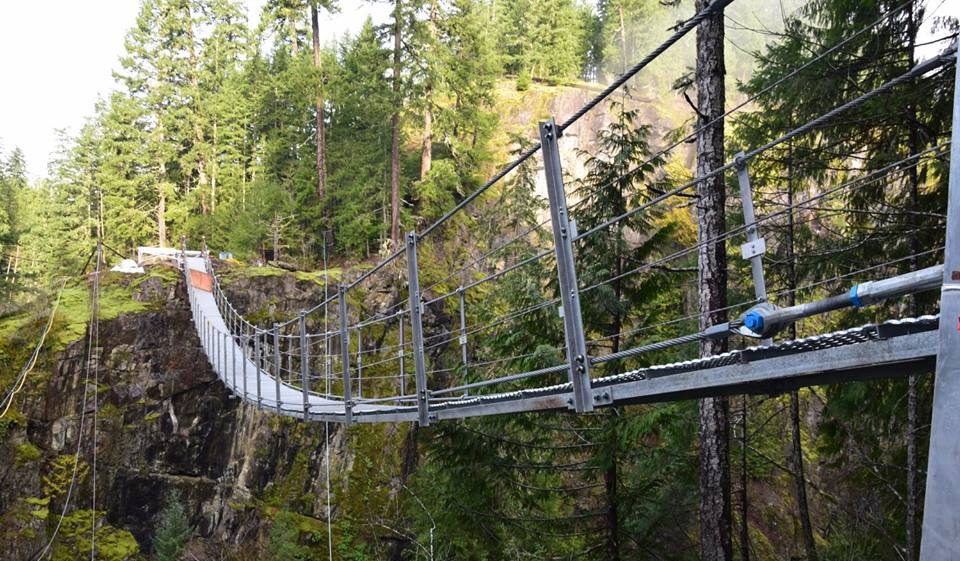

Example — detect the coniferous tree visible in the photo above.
[153,490,192,561]
[693,0,732,560]
[266,511,306,561]
[733,1,956,556]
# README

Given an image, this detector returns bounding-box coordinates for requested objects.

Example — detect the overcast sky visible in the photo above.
[0,1,955,180]
[0,1,390,179]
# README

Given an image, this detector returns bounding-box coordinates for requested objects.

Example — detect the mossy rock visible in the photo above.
[14,441,42,466]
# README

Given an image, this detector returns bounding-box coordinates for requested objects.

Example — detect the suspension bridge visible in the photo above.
[168,0,960,550]
[5,0,958,557]
[177,28,960,557]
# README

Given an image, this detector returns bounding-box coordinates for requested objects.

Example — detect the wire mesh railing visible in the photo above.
[179,1,957,425]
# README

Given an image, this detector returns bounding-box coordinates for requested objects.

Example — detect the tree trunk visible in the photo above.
[904,6,920,558]
[421,101,433,179]
[389,0,402,244]
[311,1,327,201]
[186,7,209,215]
[420,1,436,180]
[789,391,818,560]
[739,397,749,561]
[785,127,817,561]
[10,244,20,278]
[605,244,622,561]
[388,425,420,561]
[272,213,281,262]
[158,188,167,248]
[604,436,621,561]
[618,5,628,73]
[212,120,218,213]
[694,2,731,560]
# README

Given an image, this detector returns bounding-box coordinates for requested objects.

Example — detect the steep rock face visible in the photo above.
[0,266,395,560]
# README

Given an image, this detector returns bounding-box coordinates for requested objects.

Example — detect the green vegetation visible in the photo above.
[0,0,952,559]
[153,490,193,561]
[266,510,308,561]
[51,509,140,561]
[13,441,42,466]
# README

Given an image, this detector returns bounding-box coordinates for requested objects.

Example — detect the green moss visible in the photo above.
[263,449,312,509]
[42,455,88,498]
[293,269,341,286]
[14,441,42,466]
[24,496,50,520]
[223,264,342,288]
[132,265,180,287]
[51,509,139,561]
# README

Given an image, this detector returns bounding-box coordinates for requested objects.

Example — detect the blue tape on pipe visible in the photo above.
[850,284,863,308]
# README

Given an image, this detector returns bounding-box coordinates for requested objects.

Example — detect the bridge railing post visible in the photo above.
[919,46,960,560]
[458,286,468,394]
[230,331,236,391]
[299,311,309,421]
[398,310,406,400]
[180,235,187,272]
[734,153,772,346]
[539,118,593,413]
[338,285,354,424]
[406,232,431,426]
[254,329,262,409]
[242,334,248,401]
[356,325,363,398]
[273,323,282,413]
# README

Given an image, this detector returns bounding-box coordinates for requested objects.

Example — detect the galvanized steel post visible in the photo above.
[406,232,431,426]
[254,330,262,408]
[299,311,310,420]
[357,325,363,398]
[539,118,593,413]
[338,285,353,424]
[919,46,960,561]
[458,286,468,389]
[735,153,771,346]
[398,310,406,398]
[242,334,248,400]
[273,323,282,413]
[230,332,236,390]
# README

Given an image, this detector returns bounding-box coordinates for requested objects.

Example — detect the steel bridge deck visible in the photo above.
[186,256,938,423]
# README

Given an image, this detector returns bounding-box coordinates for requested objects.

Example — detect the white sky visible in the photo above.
[0,1,390,179]
[0,0,955,180]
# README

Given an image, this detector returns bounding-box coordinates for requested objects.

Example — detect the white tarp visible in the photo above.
[110,258,144,274]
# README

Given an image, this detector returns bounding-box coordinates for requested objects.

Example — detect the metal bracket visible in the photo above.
[406,232,431,426]
[740,238,766,260]
[540,117,593,413]
[736,152,772,346]
[592,389,613,405]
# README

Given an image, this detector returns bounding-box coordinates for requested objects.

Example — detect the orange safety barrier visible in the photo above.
[190,269,213,292]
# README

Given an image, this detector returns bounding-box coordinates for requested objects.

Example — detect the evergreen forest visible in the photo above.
[0,0,957,560]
